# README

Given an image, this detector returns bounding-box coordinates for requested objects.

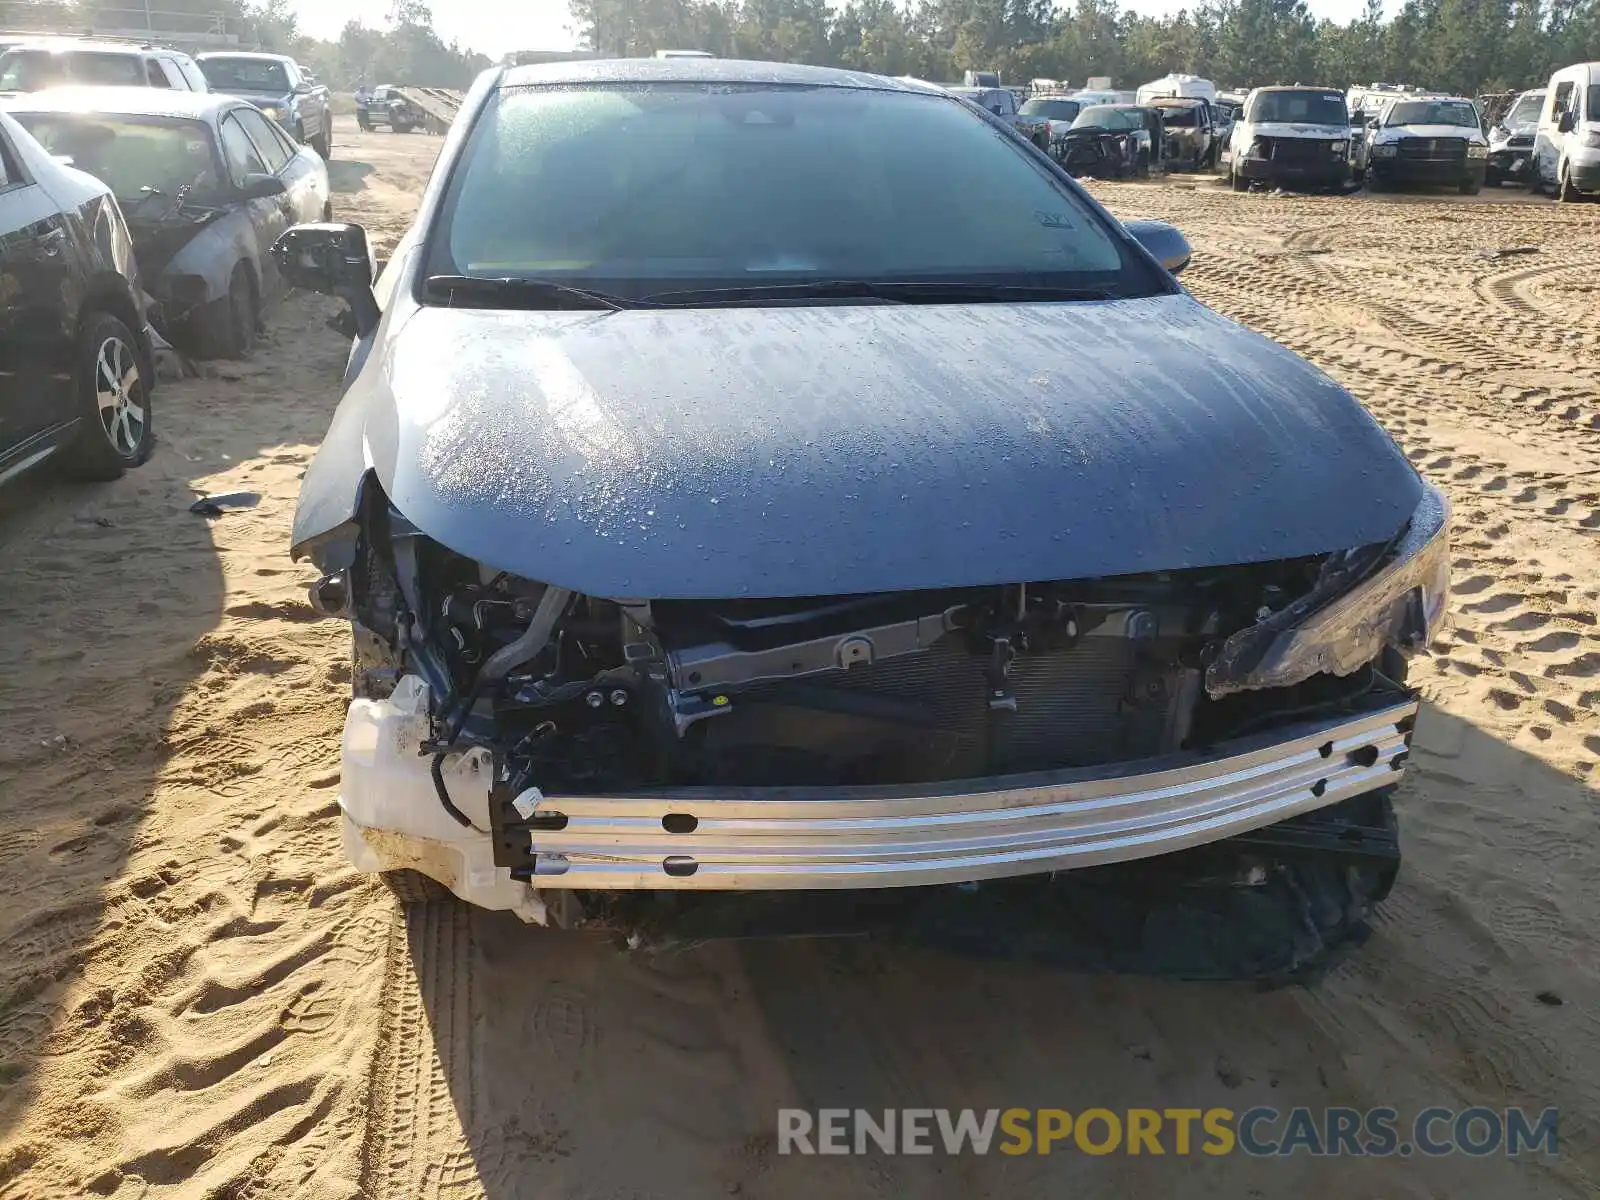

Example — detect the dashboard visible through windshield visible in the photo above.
[425,82,1167,305]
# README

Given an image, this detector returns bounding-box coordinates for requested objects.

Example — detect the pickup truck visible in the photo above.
[355,84,424,134]
[948,85,1051,150]
[196,52,334,160]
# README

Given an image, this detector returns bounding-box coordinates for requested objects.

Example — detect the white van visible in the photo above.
[1534,62,1600,200]
[1136,73,1216,105]
[1228,85,1352,191]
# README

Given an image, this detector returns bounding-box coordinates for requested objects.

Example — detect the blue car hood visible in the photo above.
[324,294,1422,599]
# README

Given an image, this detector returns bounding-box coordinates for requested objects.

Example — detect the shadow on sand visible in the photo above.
[329,159,376,195]
[0,303,353,1154]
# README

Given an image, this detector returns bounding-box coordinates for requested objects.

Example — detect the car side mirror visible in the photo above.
[1558,110,1575,133]
[1124,219,1191,276]
[272,223,381,337]
[293,81,313,95]
[239,173,286,200]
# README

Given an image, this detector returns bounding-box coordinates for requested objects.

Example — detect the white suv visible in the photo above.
[0,38,208,94]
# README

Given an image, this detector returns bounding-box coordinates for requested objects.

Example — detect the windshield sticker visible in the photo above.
[1035,211,1075,229]
[1324,95,1341,102]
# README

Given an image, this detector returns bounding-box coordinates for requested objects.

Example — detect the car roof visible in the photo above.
[2,86,234,120]
[196,51,290,62]
[499,57,942,96]
[1252,85,1344,94]
[3,38,158,56]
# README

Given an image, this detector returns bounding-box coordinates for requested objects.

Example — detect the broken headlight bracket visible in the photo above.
[1206,484,1451,698]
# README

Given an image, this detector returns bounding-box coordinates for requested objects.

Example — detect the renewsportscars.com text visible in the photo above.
[778,1106,1558,1158]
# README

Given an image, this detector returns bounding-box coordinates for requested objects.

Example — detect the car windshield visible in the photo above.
[12,113,221,206]
[199,57,290,93]
[1589,85,1600,122]
[429,83,1155,302]
[0,49,144,91]
[1386,100,1478,127]
[1506,93,1544,125]
[1071,106,1140,131]
[1246,90,1346,125]
[1156,104,1200,127]
[1020,98,1080,120]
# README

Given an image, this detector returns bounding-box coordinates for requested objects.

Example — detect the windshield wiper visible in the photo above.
[423,274,635,311]
[643,280,1119,306]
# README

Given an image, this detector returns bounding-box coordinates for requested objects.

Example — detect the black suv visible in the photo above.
[0,110,156,487]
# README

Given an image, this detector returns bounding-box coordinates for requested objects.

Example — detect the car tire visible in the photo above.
[1460,177,1481,195]
[1558,165,1579,202]
[194,265,258,360]
[383,869,449,906]
[312,123,331,160]
[1484,167,1500,187]
[59,312,153,482]
[1230,166,1247,191]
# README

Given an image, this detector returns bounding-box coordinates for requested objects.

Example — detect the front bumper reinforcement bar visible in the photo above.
[494,699,1418,890]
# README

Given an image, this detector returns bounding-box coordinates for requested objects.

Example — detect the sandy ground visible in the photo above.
[1,119,1598,1197]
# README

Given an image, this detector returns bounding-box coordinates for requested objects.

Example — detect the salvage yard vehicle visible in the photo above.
[0,108,156,485]
[196,52,334,160]
[948,85,1049,149]
[1366,95,1487,194]
[1534,62,1600,202]
[0,36,208,94]
[8,88,332,359]
[1486,88,1543,187]
[1056,103,1154,176]
[1018,93,1082,152]
[356,84,421,133]
[1212,93,1243,148]
[1150,96,1217,170]
[279,59,1446,971]
[1229,86,1352,191]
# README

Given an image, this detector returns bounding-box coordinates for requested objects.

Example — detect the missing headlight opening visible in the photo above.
[320,479,1444,894]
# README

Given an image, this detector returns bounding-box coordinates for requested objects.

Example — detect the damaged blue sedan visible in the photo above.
[276,59,1449,973]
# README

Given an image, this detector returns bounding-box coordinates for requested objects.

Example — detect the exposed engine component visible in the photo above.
[350,528,1390,814]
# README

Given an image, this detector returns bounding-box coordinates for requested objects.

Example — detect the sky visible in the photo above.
[287,0,581,57]
[285,0,1378,61]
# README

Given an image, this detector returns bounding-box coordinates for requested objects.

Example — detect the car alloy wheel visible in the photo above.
[95,333,145,457]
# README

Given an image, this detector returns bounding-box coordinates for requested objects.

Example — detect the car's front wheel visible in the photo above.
[193,264,258,360]
[383,868,449,906]
[312,121,332,160]
[1558,164,1580,202]
[61,312,152,481]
